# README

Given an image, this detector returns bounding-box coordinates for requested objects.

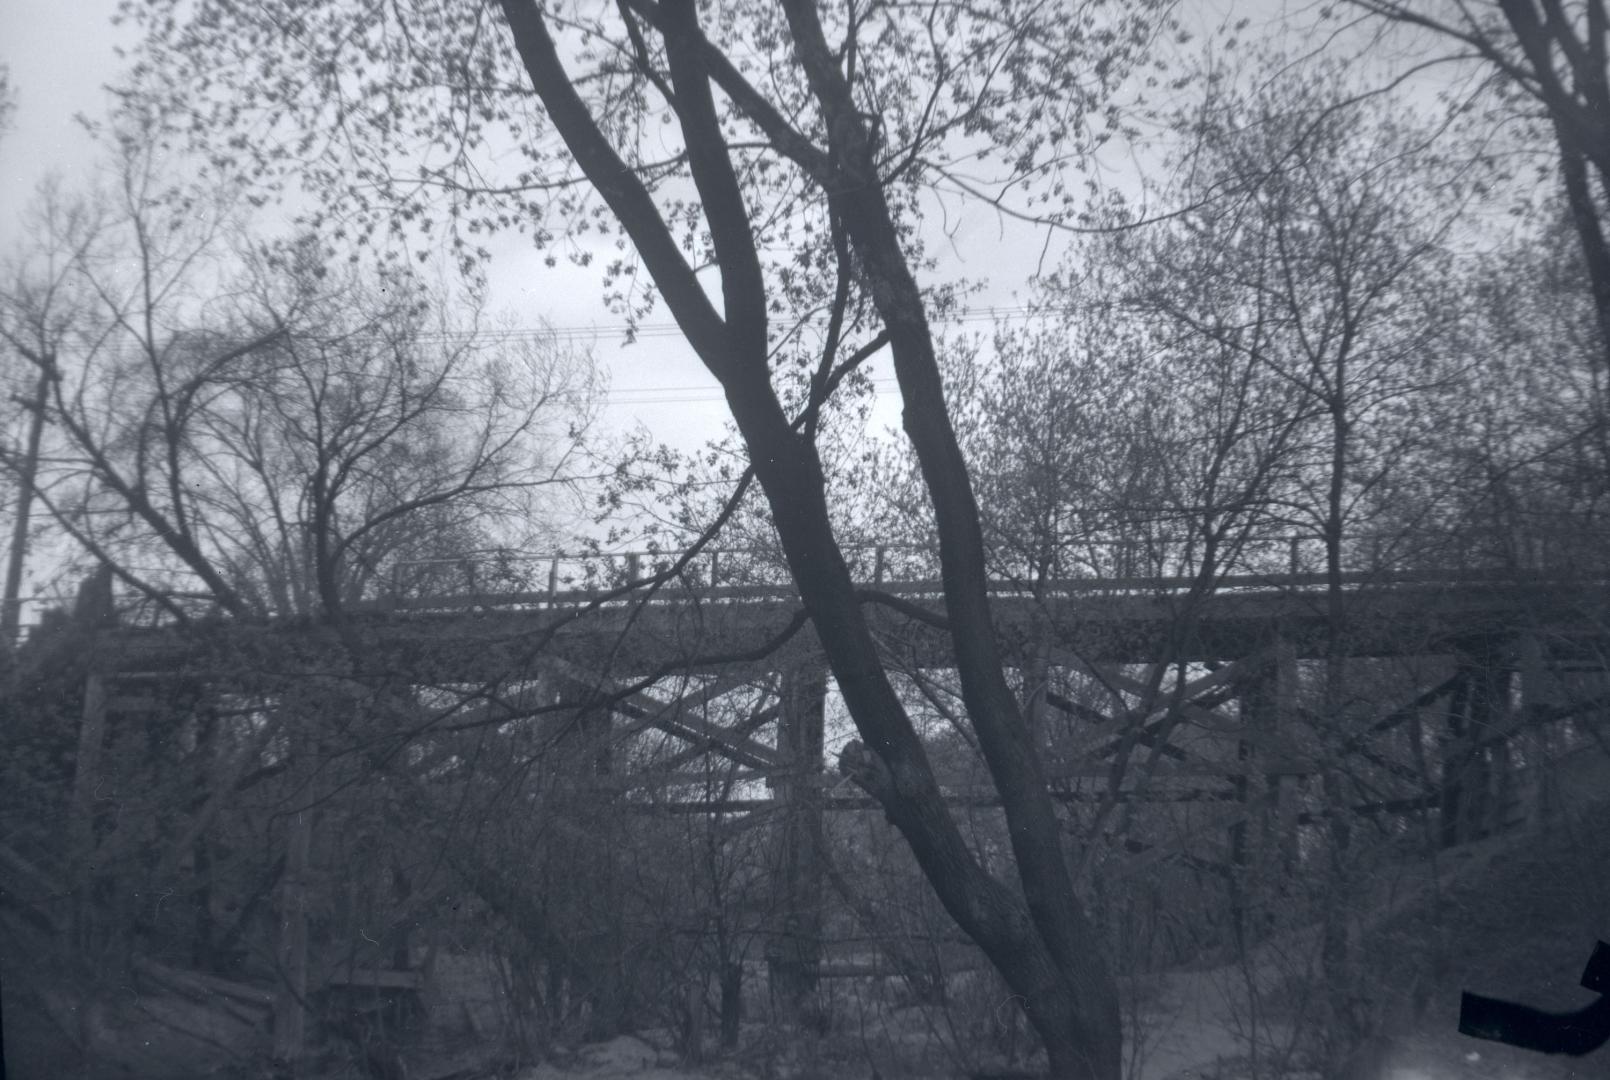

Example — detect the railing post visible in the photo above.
[464,558,477,595]
[709,550,720,588]
[1288,536,1300,578]
[873,545,886,586]
[548,556,559,600]
[627,552,641,583]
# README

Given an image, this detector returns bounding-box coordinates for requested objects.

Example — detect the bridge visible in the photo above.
[10,531,1610,1024]
[72,533,1610,836]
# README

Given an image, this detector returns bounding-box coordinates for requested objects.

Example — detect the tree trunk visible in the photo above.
[493,4,1122,1073]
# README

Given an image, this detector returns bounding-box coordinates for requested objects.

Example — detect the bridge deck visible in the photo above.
[94,569,1610,677]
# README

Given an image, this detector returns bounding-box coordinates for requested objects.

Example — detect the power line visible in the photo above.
[415,304,1046,347]
[478,304,1046,405]
[25,304,1046,405]
[605,377,901,406]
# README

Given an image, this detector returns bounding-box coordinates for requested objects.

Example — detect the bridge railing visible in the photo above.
[8,524,1595,650]
[383,527,1597,609]
[25,526,1585,636]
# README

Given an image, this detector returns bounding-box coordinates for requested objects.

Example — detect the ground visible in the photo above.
[5,800,1604,1080]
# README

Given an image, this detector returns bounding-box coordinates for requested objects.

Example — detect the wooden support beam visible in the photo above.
[1050,760,1311,778]
[133,956,277,1008]
[1044,689,1114,725]
[636,786,1243,815]
[638,711,779,770]
[1068,650,1308,782]
[770,660,827,1024]
[655,703,780,772]
[70,671,108,948]
[536,657,782,769]
[1077,649,1261,722]
[319,969,424,991]
[1092,658,1256,735]
[272,806,312,1068]
[1232,637,1298,933]
[608,767,767,793]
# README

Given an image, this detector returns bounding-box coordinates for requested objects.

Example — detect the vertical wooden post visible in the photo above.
[1440,642,1511,846]
[1022,613,1052,743]
[70,671,108,952]
[1473,658,1513,839]
[1269,640,1298,870]
[770,660,827,1027]
[544,667,621,1038]
[569,676,612,778]
[719,959,743,1049]
[542,666,611,776]
[1514,634,1556,829]
[1438,670,1471,849]
[1232,638,1297,941]
[273,806,312,1071]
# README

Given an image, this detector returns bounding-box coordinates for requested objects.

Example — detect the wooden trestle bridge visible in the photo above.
[85,536,1610,843]
[12,534,1610,1002]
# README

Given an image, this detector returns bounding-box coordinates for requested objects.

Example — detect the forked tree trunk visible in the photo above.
[494,3,1122,1074]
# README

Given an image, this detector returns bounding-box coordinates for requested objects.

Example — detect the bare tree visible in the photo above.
[0,180,102,651]
[113,1,1197,1073]
[1,138,599,628]
[1101,69,1473,1078]
[0,126,604,1075]
[1348,0,1610,366]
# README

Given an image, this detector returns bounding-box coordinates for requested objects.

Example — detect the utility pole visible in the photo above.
[2,359,54,655]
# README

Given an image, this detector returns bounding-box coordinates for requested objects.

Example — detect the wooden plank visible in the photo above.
[654,703,780,772]
[1088,651,1259,727]
[321,969,424,991]
[133,956,277,1007]
[633,785,1241,815]
[554,659,780,769]
[1048,760,1312,779]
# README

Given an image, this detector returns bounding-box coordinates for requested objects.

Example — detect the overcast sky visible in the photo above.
[1,3,124,216]
[6,2,1388,491]
[0,3,759,450]
[2,3,1454,462]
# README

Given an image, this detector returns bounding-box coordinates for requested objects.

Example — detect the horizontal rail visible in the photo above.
[26,529,1604,638]
[384,530,1598,611]
[367,564,1600,616]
